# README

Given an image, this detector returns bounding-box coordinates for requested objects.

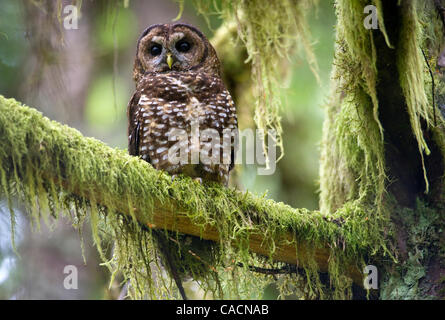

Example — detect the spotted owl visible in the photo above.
[128,23,238,186]
[127,23,238,299]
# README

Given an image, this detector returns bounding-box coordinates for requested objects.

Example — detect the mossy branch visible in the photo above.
[0,95,374,293]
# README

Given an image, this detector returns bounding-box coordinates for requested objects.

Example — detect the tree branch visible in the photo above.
[0,95,365,286]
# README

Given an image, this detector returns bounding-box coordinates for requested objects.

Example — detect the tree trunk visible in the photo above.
[320,0,445,299]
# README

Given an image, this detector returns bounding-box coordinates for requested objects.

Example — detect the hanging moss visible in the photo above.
[321,0,445,216]
[178,0,319,162]
[397,0,435,193]
[413,13,445,205]
[319,0,445,299]
[0,95,390,299]
[319,0,390,234]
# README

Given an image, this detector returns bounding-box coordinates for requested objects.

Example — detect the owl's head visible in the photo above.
[133,23,220,83]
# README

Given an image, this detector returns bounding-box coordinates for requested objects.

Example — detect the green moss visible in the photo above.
[0,95,388,299]
[179,0,319,162]
[321,0,445,214]
[397,0,437,193]
[319,0,393,217]
[318,0,445,299]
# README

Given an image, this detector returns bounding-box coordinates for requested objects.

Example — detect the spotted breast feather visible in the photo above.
[128,71,238,185]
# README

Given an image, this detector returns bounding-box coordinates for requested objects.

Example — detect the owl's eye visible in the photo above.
[150,44,162,56]
[176,40,191,53]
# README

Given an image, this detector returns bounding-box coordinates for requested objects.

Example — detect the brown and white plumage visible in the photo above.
[128,71,237,185]
[127,23,238,299]
[128,23,237,185]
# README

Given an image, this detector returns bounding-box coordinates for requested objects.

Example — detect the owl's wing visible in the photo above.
[127,91,141,157]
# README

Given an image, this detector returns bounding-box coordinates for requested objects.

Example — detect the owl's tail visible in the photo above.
[152,229,188,300]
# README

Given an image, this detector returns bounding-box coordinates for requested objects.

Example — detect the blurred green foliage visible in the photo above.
[95,8,138,51]
[0,0,27,98]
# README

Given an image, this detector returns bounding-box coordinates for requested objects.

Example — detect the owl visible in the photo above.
[127,23,238,299]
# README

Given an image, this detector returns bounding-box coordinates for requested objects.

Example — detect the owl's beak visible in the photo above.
[166,53,173,70]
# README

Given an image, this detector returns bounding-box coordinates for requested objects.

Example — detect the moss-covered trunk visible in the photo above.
[376,0,445,299]
[321,0,445,299]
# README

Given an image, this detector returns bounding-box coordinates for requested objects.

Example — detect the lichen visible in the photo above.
[380,200,443,300]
